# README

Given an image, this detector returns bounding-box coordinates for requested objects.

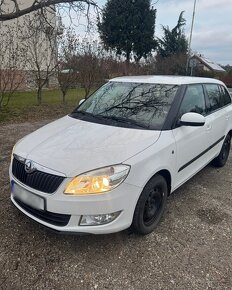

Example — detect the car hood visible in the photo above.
[14,115,161,177]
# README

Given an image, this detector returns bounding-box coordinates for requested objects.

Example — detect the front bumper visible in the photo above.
[10,173,142,234]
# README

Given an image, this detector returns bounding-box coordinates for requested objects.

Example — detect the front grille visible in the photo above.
[12,157,65,194]
[14,198,71,227]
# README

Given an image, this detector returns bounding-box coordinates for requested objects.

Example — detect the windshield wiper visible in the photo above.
[73,110,93,116]
[72,111,148,129]
[72,110,103,119]
[95,115,148,129]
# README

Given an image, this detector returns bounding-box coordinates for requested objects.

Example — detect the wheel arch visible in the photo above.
[134,168,172,206]
[157,169,172,195]
[141,169,172,195]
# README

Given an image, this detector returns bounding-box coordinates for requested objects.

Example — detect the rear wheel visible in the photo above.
[212,134,231,167]
[131,175,168,235]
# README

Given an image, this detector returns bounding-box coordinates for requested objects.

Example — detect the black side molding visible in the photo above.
[180,121,205,127]
[178,136,225,172]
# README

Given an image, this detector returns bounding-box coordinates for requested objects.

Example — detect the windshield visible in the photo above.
[71,82,179,130]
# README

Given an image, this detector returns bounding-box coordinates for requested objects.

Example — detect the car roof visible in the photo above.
[110,75,225,86]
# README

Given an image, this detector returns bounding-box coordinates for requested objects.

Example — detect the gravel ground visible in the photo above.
[0,119,232,290]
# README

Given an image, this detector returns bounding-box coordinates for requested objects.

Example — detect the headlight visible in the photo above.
[64,165,130,195]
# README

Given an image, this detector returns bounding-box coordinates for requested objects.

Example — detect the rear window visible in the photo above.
[205,84,222,112]
[219,85,231,106]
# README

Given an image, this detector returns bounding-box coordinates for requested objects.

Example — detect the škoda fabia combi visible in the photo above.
[10,76,232,235]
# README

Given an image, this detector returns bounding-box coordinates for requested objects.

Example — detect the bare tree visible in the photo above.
[57,29,80,103]
[76,41,107,98]
[0,23,27,109]
[21,11,59,105]
[0,0,98,21]
[60,37,107,98]
[155,53,188,75]
[58,68,79,103]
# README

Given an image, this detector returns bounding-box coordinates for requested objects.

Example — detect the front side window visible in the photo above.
[179,84,206,117]
[71,82,179,130]
[205,84,222,112]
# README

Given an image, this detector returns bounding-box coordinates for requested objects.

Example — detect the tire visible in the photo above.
[212,134,231,167]
[131,174,168,235]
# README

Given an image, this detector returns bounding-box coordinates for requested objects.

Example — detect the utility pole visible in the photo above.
[186,0,197,75]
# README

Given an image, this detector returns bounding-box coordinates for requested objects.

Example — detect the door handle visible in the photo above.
[206,125,212,131]
[226,115,230,121]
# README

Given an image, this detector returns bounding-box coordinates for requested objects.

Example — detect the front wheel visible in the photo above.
[212,134,231,167]
[131,175,168,235]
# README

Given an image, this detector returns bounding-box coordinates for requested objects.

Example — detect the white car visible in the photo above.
[10,76,232,235]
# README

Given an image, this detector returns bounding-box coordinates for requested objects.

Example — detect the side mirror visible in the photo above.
[180,112,205,127]
[79,99,85,105]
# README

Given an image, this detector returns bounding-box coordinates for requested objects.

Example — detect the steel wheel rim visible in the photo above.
[143,186,163,226]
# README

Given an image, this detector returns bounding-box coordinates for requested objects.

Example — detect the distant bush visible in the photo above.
[219,76,232,88]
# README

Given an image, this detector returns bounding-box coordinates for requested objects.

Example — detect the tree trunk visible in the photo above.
[84,86,90,98]
[62,90,66,104]
[125,51,130,75]
[0,96,3,109]
[37,88,42,105]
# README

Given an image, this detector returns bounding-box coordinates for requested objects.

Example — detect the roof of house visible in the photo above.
[191,54,225,72]
[110,75,225,85]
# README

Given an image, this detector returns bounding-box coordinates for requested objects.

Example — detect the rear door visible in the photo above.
[203,84,230,160]
[219,85,232,130]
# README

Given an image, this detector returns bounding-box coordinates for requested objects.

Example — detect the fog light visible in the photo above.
[79,211,121,226]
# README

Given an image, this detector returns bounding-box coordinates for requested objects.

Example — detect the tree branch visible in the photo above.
[0,0,97,21]
[10,0,20,13]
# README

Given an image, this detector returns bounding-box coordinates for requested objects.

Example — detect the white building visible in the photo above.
[0,1,63,91]
[189,54,225,74]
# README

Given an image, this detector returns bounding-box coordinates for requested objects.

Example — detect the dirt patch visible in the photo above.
[197,208,228,225]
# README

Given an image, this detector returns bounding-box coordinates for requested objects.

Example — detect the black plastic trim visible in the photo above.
[12,157,65,194]
[178,136,225,172]
[180,121,205,127]
[11,200,89,235]
[13,197,71,227]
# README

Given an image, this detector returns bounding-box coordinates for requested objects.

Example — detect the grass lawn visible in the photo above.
[0,88,88,124]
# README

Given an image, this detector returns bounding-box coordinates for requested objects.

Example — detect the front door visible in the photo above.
[172,84,211,190]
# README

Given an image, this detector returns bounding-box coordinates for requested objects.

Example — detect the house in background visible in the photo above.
[189,54,226,76]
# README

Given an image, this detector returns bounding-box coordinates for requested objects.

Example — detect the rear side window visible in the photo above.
[205,84,222,112]
[179,84,206,116]
[219,85,231,106]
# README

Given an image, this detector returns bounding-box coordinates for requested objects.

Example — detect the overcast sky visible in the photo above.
[155,0,232,65]
[66,0,232,65]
